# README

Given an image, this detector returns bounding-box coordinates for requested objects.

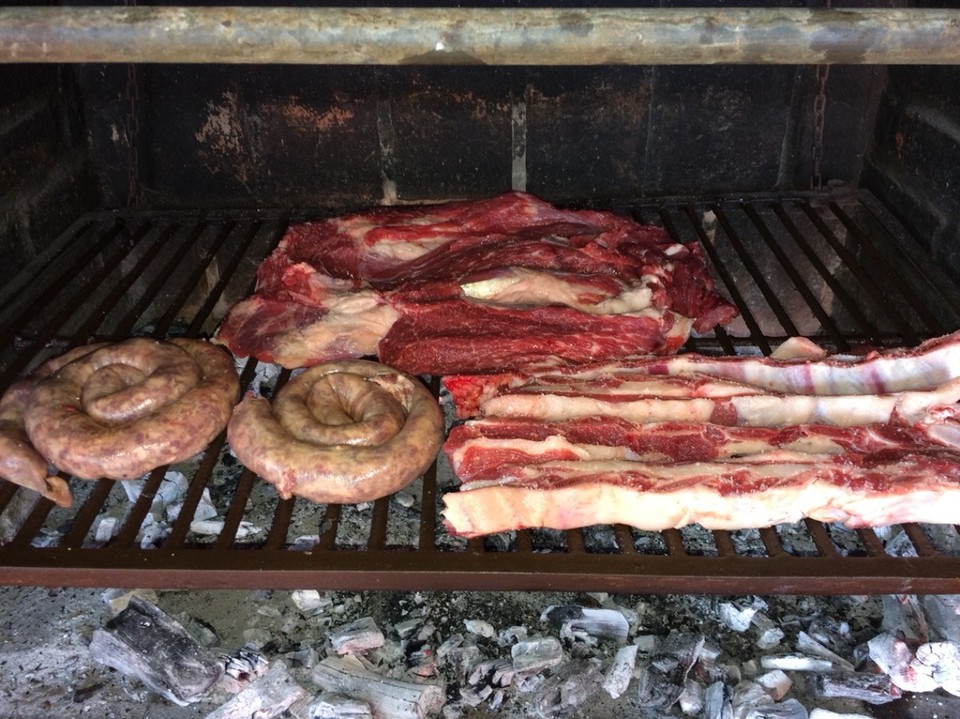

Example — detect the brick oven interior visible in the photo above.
[3,2,960,718]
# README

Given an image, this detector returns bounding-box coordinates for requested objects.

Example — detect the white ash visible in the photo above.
[8,586,960,719]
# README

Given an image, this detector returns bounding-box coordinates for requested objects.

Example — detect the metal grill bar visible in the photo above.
[3,7,960,66]
[2,189,960,593]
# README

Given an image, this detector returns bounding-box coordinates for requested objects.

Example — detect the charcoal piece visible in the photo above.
[88,596,223,706]
[205,661,307,719]
[743,698,809,719]
[602,644,638,699]
[311,655,445,719]
[511,636,564,674]
[796,631,854,671]
[635,660,683,709]
[813,671,901,705]
[542,605,629,644]
[534,662,603,717]
[309,694,375,718]
[330,616,385,655]
[703,680,729,719]
[636,630,705,708]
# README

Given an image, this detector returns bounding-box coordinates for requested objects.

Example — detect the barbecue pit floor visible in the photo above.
[2,586,958,719]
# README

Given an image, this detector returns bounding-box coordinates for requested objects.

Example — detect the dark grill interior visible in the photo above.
[3,187,960,594]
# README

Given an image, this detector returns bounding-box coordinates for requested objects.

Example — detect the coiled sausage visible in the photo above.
[23,338,239,481]
[0,343,107,506]
[228,360,443,504]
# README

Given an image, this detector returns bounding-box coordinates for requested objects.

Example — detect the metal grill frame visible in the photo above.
[3,187,960,594]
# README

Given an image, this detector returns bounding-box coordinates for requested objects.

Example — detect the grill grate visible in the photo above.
[3,189,960,593]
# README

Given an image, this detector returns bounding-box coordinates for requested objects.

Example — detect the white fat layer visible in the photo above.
[481,394,718,424]
[460,268,655,315]
[550,336,960,395]
[274,298,400,363]
[526,376,762,398]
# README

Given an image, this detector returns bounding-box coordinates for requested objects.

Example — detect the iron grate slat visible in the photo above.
[2,190,960,593]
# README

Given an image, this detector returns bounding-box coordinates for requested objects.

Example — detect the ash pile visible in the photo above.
[72,577,960,719]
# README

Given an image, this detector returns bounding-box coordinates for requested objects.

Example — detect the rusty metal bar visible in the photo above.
[2,8,960,66]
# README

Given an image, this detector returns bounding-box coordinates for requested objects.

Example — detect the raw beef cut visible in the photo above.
[440,330,960,536]
[214,192,737,373]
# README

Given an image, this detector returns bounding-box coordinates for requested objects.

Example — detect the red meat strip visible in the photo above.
[444,416,953,484]
[214,192,737,372]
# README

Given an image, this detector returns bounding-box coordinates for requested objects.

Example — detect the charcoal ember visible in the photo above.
[312,655,446,719]
[222,644,270,691]
[813,671,901,704]
[760,654,836,672]
[913,641,960,695]
[756,670,792,701]
[448,645,484,683]
[511,636,564,674]
[88,596,223,706]
[635,631,705,709]
[459,685,491,708]
[678,679,704,715]
[498,626,528,647]
[464,619,496,639]
[308,694,375,719]
[881,594,929,644]
[636,660,683,709]
[467,659,502,686]
[291,590,330,615]
[286,645,320,669]
[703,680,732,719]
[795,632,854,672]
[542,605,629,644]
[731,680,770,718]
[534,662,603,717]
[330,617,385,656]
[602,644,638,699]
[808,710,873,719]
[204,661,307,719]
[806,617,852,655]
[394,618,421,639]
[719,599,766,632]
[754,614,785,651]
[923,595,960,643]
[742,698,809,719]
[866,633,960,694]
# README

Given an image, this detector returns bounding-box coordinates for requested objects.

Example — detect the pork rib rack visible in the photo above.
[442,331,960,537]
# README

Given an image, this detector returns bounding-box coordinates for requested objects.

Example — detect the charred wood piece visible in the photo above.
[88,596,223,706]
[813,671,901,705]
[312,655,445,719]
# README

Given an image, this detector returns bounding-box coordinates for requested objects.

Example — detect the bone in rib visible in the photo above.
[441,331,960,536]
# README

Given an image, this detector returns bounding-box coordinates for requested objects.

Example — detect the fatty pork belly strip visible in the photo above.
[444,416,954,484]
[443,330,960,423]
[441,453,960,537]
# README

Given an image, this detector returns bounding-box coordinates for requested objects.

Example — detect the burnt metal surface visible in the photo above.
[3,7,960,66]
[2,189,960,594]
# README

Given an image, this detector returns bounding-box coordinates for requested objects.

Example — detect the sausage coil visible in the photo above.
[228,360,444,504]
[22,338,239,481]
[0,343,107,506]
